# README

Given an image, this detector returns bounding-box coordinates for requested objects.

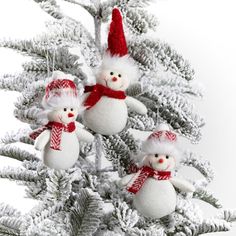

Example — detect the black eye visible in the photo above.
[155,154,158,158]
[64,108,67,112]
[110,72,114,75]
[118,74,122,77]
[71,108,73,111]
[166,155,169,159]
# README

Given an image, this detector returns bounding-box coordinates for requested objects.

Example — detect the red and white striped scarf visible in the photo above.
[126,166,171,194]
[30,121,76,150]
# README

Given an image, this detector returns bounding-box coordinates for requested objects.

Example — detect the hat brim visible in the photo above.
[42,92,82,110]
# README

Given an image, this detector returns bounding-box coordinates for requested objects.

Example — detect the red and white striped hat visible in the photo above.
[141,123,180,158]
[42,71,79,109]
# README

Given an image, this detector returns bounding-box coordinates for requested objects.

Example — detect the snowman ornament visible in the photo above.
[30,71,94,170]
[82,8,147,135]
[119,124,195,219]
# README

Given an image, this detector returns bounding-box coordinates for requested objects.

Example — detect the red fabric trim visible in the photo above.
[84,84,126,109]
[45,79,77,99]
[148,130,177,142]
[30,121,76,150]
[126,166,171,194]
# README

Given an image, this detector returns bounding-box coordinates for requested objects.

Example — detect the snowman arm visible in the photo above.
[118,173,136,187]
[125,96,147,115]
[75,127,94,143]
[75,121,84,129]
[34,130,50,151]
[170,177,195,192]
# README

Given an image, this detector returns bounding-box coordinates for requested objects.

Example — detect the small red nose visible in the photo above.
[68,113,74,118]
[112,77,118,82]
[158,159,164,164]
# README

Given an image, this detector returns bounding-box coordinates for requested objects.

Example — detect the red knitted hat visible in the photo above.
[45,79,77,99]
[147,124,177,143]
[107,8,128,57]
[42,71,79,109]
[141,124,180,158]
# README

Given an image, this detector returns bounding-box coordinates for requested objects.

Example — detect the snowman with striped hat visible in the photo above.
[82,8,147,135]
[30,71,94,170]
[119,123,195,219]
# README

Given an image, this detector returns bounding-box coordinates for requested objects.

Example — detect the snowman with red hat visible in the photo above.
[30,71,94,170]
[82,8,147,135]
[119,124,195,219]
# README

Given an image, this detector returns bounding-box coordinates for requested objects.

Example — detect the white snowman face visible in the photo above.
[97,69,130,91]
[146,154,175,171]
[47,107,79,124]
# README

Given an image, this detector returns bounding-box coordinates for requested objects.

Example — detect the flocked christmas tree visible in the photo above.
[0,0,236,235]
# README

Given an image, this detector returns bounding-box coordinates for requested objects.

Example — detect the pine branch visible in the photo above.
[0,167,38,183]
[46,170,72,202]
[119,130,140,153]
[128,227,165,236]
[0,71,48,92]
[0,224,19,236]
[14,106,41,125]
[33,0,64,19]
[0,145,38,162]
[22,59,49,72]
[122,8,158,35]
[69,188,103,236]
[0,217,22,235]
[176,197,203,225]
[127,113,155,131]
[100,0,152,20]
[113,201,139,231]
[181,152,214,183]
[20,201,65,235]
[1,129,33,145]
[102,134,133,175]
[217,209,236,222]
[15,82,45,110]
[126,83,143,97]
[179,219,231,235]
[141,86,204,142]
[129,38,195,81]
[0,204,21,218]
[193,187,222,208]
[62,0,97,17]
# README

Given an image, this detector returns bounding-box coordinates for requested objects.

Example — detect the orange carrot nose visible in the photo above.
[68,113,74,118]
[112,77,118,82]
[158,159,164,164]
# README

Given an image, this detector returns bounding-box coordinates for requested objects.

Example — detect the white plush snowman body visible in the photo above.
[119,124,195,218]
[42,127,80,170]
[83,96,128,135]
[82,9,147,135]
[35,109,93,170]
[133,178,176,219]
[31,71,94,170]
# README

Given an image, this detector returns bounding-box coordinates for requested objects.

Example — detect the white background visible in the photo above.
[0,0,236,235]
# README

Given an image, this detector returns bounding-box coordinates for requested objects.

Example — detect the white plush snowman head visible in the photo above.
[141,124,180,171]
[40,71,83,124]
[144,154,176,171]
[96,54,139,91]
[47,107,79,125]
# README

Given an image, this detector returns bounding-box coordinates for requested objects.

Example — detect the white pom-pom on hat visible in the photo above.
[141,123,180,159]
[51,70,75,81]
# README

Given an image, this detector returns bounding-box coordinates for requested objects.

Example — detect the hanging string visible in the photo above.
[46,48,50,78]
[52,45,56,74]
